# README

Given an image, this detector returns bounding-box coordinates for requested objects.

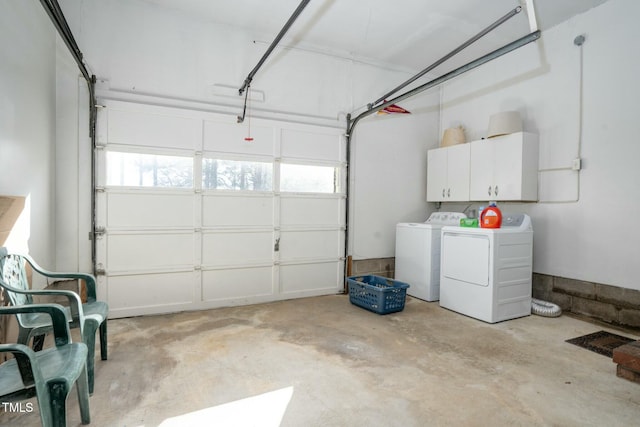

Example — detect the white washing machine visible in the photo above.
[395,212,467,302]
[439,213,533,323]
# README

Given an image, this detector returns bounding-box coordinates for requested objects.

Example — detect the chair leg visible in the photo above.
[83,321,99,395]
[99,320,108,360]
[87,348,96,396]
[76,366,91,425]
[34,384,54,427]
[48,382,70,427]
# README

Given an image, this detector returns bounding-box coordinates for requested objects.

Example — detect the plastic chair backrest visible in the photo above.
[0,303,91,426]
[0,250,32,307]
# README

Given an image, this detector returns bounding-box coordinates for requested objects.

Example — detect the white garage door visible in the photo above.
[95,100,345,318]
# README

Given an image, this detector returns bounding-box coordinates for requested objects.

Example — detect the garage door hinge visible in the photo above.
[89,227,106,240]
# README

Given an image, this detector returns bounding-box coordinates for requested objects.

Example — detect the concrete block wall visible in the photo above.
[533,273,640,329]
[350,258,395,279]
[350,258,640,330]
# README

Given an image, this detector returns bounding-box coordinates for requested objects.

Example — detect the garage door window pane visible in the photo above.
[203,159,273,191]
[280,164,337,193]
[106,152,193,188]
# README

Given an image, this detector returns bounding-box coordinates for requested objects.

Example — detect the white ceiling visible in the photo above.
[139,0,609,72]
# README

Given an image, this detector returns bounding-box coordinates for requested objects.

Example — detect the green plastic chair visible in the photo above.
[0,248,108,394]
[0,303,91,426]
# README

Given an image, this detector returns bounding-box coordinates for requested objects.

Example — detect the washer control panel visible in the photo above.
[425,212,467,226]
[501,213,532,230]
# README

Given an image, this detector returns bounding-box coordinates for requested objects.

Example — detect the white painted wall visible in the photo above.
[350,92,440,259]
[54,36,93,273]
[55,40,80,271]
[3,0,633,298]
[0,2,57,274]
[62,0,417,124]
[439,0,640,290]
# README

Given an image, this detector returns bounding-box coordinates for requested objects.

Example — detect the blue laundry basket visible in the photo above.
[347,275,410,315]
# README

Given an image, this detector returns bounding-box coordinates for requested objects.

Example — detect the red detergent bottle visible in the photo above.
[480,202,502,228]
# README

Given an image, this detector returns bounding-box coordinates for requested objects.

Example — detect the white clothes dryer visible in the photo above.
[439,213,533,323]
[395,212,467,301]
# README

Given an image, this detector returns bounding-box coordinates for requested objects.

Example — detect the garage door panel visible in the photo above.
[98,101,345,317]
[107,108,201,150]
[107,232,194,272]
[108,271,194,310]
[281,129,342,162]
[202,195,273,227]
[107,192,194,228]
[280,262,342,294]
[280,196,343,227]
[202,231,273,267]
[202,267,273,301]
[279,230,341,261]
[204,120,274,156]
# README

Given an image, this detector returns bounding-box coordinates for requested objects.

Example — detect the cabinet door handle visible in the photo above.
[442,189,445,198]
[447,188,451,198]
[494,185,499,196]
[487,186,492,196]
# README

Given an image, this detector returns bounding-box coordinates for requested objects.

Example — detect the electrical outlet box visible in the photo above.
[572,158,582,171]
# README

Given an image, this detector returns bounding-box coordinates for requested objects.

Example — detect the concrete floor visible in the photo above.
[2,294,640,426]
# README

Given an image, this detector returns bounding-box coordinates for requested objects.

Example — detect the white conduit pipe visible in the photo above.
[531,298,562,317]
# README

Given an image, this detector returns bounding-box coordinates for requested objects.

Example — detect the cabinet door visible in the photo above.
[446,143,470,201]
[492,135,523,200]
[470,133,538,201]
[427,148,448,201]
[469,140,494,200]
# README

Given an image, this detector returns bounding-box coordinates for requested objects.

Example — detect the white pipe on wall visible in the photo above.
[538,34,585,204]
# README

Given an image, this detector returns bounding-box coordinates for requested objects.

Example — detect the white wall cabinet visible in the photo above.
[426,143,470,202]
[469,132,539,201]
